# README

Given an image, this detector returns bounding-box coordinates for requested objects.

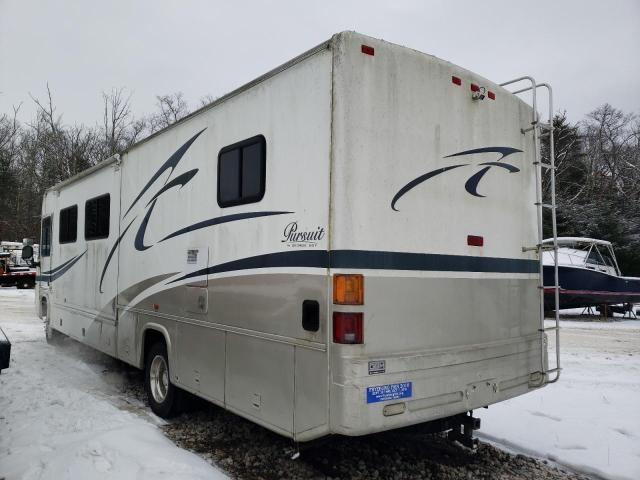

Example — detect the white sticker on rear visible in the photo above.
[368,360,386,375]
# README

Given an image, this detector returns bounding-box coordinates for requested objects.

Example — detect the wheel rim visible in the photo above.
[149,354,169,403]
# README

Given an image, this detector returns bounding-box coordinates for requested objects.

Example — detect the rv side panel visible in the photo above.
[116,47,333,438]
[46,164,121,355]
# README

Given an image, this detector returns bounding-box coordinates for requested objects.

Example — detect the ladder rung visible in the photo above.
[535,202,555,209]
[540,326,559,332]
[523,244,558,252]
[545,367,561,374]
[539,122,552,131]
[533,161,556,170]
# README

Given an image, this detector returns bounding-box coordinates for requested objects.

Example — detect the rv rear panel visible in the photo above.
[328,32,542,435]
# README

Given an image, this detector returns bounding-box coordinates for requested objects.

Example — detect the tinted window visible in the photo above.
[41,217,52,257]
[219,149,241,205]
[242,142,263,199]
[85,194,110,240]
[59,205,77,243]
[217,135,265,207]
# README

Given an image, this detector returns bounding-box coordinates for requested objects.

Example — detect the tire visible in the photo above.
[145,341,180,418]
[17,280,33,289]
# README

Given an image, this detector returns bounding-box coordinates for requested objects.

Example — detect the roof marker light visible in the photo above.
[488,91,496,100]
[452,75,462,86]
[361,45,375,56]
[470,83,480,92]
[467,235,484,247]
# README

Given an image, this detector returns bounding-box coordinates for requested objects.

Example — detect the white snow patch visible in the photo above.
[0,287,228,480]
[477,318,640,480]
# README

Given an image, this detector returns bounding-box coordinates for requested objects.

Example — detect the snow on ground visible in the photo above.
[0,288,228,480]
[477,317,640,480]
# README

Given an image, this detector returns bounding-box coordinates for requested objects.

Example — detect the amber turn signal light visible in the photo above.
[333,274,364,305]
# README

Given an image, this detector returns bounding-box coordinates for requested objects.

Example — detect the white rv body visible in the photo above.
[36,32,546,441]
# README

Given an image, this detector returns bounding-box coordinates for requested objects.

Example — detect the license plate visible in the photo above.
[366,382,412,404]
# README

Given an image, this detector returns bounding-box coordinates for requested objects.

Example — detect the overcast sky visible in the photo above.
[1,0,638,126]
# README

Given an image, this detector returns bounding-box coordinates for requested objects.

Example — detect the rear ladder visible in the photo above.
[500,76,561,384]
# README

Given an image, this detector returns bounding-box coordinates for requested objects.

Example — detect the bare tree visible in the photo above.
[0,104,23,240]
[148,92,190,133]
[198,94,218,108]
[582,104,638,194]
[101,87,134,156]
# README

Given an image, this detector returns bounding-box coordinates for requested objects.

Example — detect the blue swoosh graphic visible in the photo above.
[123,128,206,217]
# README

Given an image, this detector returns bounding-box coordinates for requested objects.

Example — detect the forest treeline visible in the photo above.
[1,89,639,273]
[542,106,640,274]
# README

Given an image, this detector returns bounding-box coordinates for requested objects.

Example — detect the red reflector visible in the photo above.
[488,91,496,100]
[467,235,484,247]
[333,312,363,344]
[470,83,480,92]
[451,75,461,86]
[361,44,375,56]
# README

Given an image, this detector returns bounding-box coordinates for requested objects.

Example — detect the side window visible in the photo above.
[41,216,52,257]
[217,135,266,207]
[586,248,602,265]
[59,205,78,244]
[85,194,110,240]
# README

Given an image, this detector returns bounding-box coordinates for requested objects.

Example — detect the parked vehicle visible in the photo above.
[0,252,35,289]
[542,237,640,310]
[23,31,559,443]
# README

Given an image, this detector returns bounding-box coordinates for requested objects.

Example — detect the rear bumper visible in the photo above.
[329,333,545,436]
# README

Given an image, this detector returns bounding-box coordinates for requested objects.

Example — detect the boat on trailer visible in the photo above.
[542,237,640,310]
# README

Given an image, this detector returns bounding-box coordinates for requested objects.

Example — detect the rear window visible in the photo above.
[59,205,77,244]
[217,135,266,207]
[85,194,110,240]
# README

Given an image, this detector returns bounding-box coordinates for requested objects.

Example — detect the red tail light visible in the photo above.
[451,75,462,86]
[467,235,484,247]
[333,312,363,344]
[470,83,480,92]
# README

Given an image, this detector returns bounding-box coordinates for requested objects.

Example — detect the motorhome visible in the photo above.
[25,31,560,444]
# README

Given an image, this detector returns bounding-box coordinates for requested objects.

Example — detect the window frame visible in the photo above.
[58,204,78,244]
[84,193,111,240]
[217,135,266,208]
[41,216,52,257]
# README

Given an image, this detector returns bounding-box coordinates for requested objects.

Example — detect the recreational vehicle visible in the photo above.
[24,32,560,444]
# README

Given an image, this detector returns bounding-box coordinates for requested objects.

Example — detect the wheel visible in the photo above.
[17,280,33,289]
[145,341,179,418]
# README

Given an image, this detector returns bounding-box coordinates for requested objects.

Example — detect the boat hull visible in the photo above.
[543,265,640,310]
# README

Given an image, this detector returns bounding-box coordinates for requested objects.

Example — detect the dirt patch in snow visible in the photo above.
[161,405,592,480]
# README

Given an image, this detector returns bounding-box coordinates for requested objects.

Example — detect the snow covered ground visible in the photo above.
[0,288,227,480]
[477,317,640,480]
